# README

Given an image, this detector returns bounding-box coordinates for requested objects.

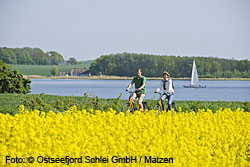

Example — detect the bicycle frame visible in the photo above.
[126,90,143,113]
[155,92,164,112]
[128,94,135,113]
[155,92,176,114]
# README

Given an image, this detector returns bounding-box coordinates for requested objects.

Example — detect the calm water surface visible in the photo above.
[30,79,250,101]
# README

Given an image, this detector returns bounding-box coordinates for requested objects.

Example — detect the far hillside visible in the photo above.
[1,47,93,76]
[0,47,91,65]
[0,47,64,65]
[89,53,250,78]
[10,64,91,76]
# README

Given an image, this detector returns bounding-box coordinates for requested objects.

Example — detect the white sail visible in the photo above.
[183,60,206,88]
[190,60,199,86]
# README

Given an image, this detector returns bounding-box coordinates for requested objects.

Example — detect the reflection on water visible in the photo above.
[30,79,250,101]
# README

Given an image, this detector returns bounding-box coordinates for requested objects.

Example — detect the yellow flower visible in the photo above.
[18,104,25,113]
[0,107,249,166]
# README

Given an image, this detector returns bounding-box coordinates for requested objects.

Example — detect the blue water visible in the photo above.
[29,79,250,101]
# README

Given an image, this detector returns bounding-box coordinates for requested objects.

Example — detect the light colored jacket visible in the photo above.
[155,79,174,94]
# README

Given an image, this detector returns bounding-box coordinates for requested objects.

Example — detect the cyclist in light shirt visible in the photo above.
[154,71,174,111]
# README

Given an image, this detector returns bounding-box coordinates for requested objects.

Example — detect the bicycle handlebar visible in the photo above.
[154,92,172,98]
[154,92,162,96]
[126,90,139,94]
[126,90,133,94]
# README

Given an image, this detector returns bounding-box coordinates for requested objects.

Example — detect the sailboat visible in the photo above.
[183,60,206,88]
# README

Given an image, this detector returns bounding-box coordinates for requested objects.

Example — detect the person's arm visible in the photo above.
[154,81,162,93]
[168,79,173,94]
[126,81,134,91]
[137,82,145,91]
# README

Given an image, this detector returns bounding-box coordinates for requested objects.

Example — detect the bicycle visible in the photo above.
[121,90,149,115]
[153,92,176,115]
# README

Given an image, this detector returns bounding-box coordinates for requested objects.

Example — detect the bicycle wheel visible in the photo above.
[121,103,133,116]
[153,104,162,115]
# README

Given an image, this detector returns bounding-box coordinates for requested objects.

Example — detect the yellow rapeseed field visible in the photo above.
[0,105,250,167]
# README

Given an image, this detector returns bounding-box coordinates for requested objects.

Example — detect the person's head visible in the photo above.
[163,71,170,79]
[137,68,142,77]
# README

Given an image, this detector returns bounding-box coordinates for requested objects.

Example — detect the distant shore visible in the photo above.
[23,75,250,80]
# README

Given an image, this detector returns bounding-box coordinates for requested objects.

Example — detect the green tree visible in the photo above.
[232,69,242,78]
[223,71,233,78]
[68,57,78,65]
[211,61,222,73]
[48,51,64,65]
[0,48,16,64]
[50,65,59,76]
[30,48,50,65]
[13,48,34,64]
[0,60,31,93]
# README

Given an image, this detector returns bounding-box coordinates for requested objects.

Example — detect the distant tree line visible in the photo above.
[0,47,82,65]
[89,53,250,78]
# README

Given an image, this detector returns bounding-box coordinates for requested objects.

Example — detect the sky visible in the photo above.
[0,0,249,61]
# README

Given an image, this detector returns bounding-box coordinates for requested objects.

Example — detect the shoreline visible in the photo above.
[23,75,250,81]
